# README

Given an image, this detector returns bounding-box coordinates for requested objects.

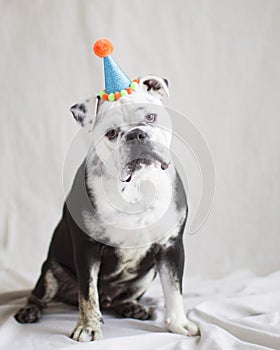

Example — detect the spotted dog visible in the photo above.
[14,76,199,341]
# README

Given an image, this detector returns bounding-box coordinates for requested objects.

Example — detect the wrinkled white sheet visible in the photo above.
[1,270,280,350]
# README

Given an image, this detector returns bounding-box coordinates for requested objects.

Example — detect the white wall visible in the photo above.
[0,0,279,286]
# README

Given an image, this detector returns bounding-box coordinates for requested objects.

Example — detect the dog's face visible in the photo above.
[71,76,172,182]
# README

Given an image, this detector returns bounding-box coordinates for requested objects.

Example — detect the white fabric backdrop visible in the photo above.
[0,0,280,287]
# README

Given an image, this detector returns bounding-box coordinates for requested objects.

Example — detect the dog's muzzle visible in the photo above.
[119,128,170,182]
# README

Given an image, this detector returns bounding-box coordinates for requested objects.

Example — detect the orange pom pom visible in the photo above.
[102,93,109,101]
[93,39,114,58]
[114,92,121,100]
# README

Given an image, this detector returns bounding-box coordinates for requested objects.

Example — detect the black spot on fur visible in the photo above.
[78,104,87,114]
[114,301,151,320]
[157,234,185,294]
[77,114,84,123]
[136,243,159,277]
[70,104,87,125]
[71,103,87,114]
[163,78,169,87]
[99,246,120,278]
[14,304,42,323]
[174,171,188,215]
[143,79,162,91]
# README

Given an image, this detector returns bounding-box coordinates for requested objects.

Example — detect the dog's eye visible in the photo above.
[145,114,157,123]
[105,129,118,140]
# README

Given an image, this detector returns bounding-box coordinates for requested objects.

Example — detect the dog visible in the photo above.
[14,75,199,341]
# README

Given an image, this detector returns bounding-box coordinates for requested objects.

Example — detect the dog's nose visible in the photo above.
[126,129,148,142]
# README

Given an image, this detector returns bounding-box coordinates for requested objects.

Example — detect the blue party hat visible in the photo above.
[103,56,130,94]
[93,38,139,101]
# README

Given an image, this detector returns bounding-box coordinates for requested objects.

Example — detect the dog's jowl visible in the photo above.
[14,39,199,341]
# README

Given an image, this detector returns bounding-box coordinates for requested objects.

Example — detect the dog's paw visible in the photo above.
[114,301,151,320]
[14,304,42,323]
[71,324,103,342]
[166,317,199,337]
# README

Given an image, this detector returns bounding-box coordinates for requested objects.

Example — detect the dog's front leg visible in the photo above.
[71,260,102,341]
[70,234,103,342]
[156,235,199,336]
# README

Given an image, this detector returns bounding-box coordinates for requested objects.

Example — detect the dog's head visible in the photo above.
[70,76,172,182]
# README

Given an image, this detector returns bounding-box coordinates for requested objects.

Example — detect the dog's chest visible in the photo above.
[99,245,156,284]
[95,166,172,216]
[84,167,181,247]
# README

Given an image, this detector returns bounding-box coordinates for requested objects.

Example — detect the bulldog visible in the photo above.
[14,76,199,341]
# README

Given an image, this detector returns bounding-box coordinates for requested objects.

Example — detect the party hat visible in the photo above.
[93,39,139,101]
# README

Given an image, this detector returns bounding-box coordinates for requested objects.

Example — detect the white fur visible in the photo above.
[158,264,199,336]
[83,161,184,248]
[71,263,103,342]
[92,90,172,180]
[41,270,59,303]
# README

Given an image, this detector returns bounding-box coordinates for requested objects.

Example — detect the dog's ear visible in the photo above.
[139,75,169,100]
[70,96,100,127]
